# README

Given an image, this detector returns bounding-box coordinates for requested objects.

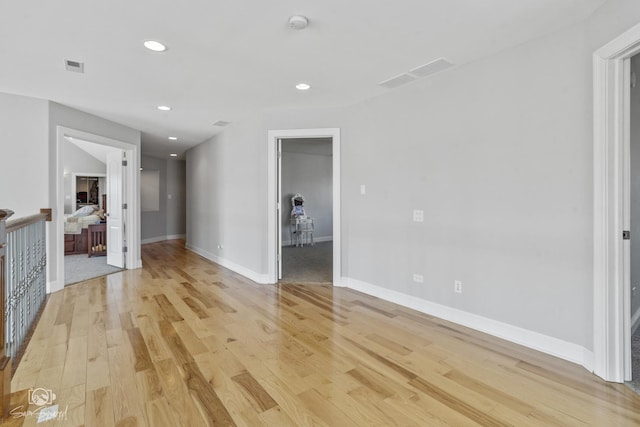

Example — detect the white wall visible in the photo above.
[0,93,49,219]
[185,0,640,363]
[281,140,332,243]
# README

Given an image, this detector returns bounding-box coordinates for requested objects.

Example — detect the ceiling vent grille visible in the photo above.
[213,120,230,127]
[65,60,84,73]
[409,58,454,77]
[378,73,416,89]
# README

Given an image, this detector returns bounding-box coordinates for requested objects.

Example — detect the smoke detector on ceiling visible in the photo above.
[288,15,309,30]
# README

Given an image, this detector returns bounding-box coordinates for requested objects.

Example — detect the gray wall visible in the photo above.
[185,0,640,352]
[167,159,187,237]
[187,121,266,274]
[141,156,186,242]
[0,93,49,218]
[141,156,167,242]
[631,55,640,327]
[62,141,106,214]
[281,140,332,243]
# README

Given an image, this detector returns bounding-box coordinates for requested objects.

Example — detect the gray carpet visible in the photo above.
[628,327,640,394]
[281,241,332,283]
[64,254,123,285]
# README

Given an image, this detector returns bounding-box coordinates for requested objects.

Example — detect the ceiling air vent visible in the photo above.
[409,58,454,78]
[379,73,416,89]
[213,120,230,127]
[65,60,84,73]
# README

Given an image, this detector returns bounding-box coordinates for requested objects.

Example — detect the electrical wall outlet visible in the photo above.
[413,274,424,283]
[413,210,424,222]
[360,184,366,195]
[217,244,223,250]
[454,280,462,294]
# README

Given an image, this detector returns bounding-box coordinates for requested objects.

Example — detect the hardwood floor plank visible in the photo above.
[6,240,639,427]
[53,384,85,427]
[153,294,184,322]
[231,371,278,412]
[153,359,208,427]
[85,386,115,427]
[145,398,180,427]
[60,336,87,389]
[107,345,145,426]
[183,361,237,426]
[126,328,154,372]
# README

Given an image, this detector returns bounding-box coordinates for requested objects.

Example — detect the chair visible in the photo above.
[289,193,314,246]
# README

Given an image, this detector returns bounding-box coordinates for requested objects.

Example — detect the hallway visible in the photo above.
[8,240,640,426]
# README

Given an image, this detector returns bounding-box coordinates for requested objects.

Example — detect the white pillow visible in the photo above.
[72,205,96,217]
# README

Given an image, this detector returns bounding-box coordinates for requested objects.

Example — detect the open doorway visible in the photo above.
[280,138,333,283]
[62,137,124,285]
[267,128,341,285]
[592,22,640,384]
[55,126,140,293]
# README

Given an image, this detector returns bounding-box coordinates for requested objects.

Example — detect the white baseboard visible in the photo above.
[185,243,270,284]
[342,277,594,372]
[47,280,59,294]
[281,236,332,246]
[632,305,640,335]
[141,234,186,245]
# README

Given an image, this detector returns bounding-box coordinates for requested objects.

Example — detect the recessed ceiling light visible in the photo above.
[144,40,167,52]
[157,105,171,111]
[168,136,178,140]
[170,153,178,157]
[296,83,311,91]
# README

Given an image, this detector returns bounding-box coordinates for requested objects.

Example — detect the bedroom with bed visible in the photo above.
[64,192,107,256]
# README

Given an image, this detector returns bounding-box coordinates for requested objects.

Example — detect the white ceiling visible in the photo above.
[0,0,606,158]
[66,136,120,164]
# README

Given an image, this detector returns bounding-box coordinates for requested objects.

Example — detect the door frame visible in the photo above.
[593,22,640,382]
[55,126,140,293]
[267,128,341,285]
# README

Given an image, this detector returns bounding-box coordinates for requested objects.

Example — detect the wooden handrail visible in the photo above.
[0,210,13,222]
[6,213,48,233]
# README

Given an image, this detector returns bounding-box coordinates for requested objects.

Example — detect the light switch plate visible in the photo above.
[413,210,424,222]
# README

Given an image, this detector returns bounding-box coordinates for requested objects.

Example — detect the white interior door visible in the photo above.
[107,151,124,268]
[277,138,283,279]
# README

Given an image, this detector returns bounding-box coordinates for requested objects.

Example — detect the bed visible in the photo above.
[64,203,106,256]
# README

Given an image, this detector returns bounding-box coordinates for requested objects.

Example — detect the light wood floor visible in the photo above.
[5,240,640,426]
